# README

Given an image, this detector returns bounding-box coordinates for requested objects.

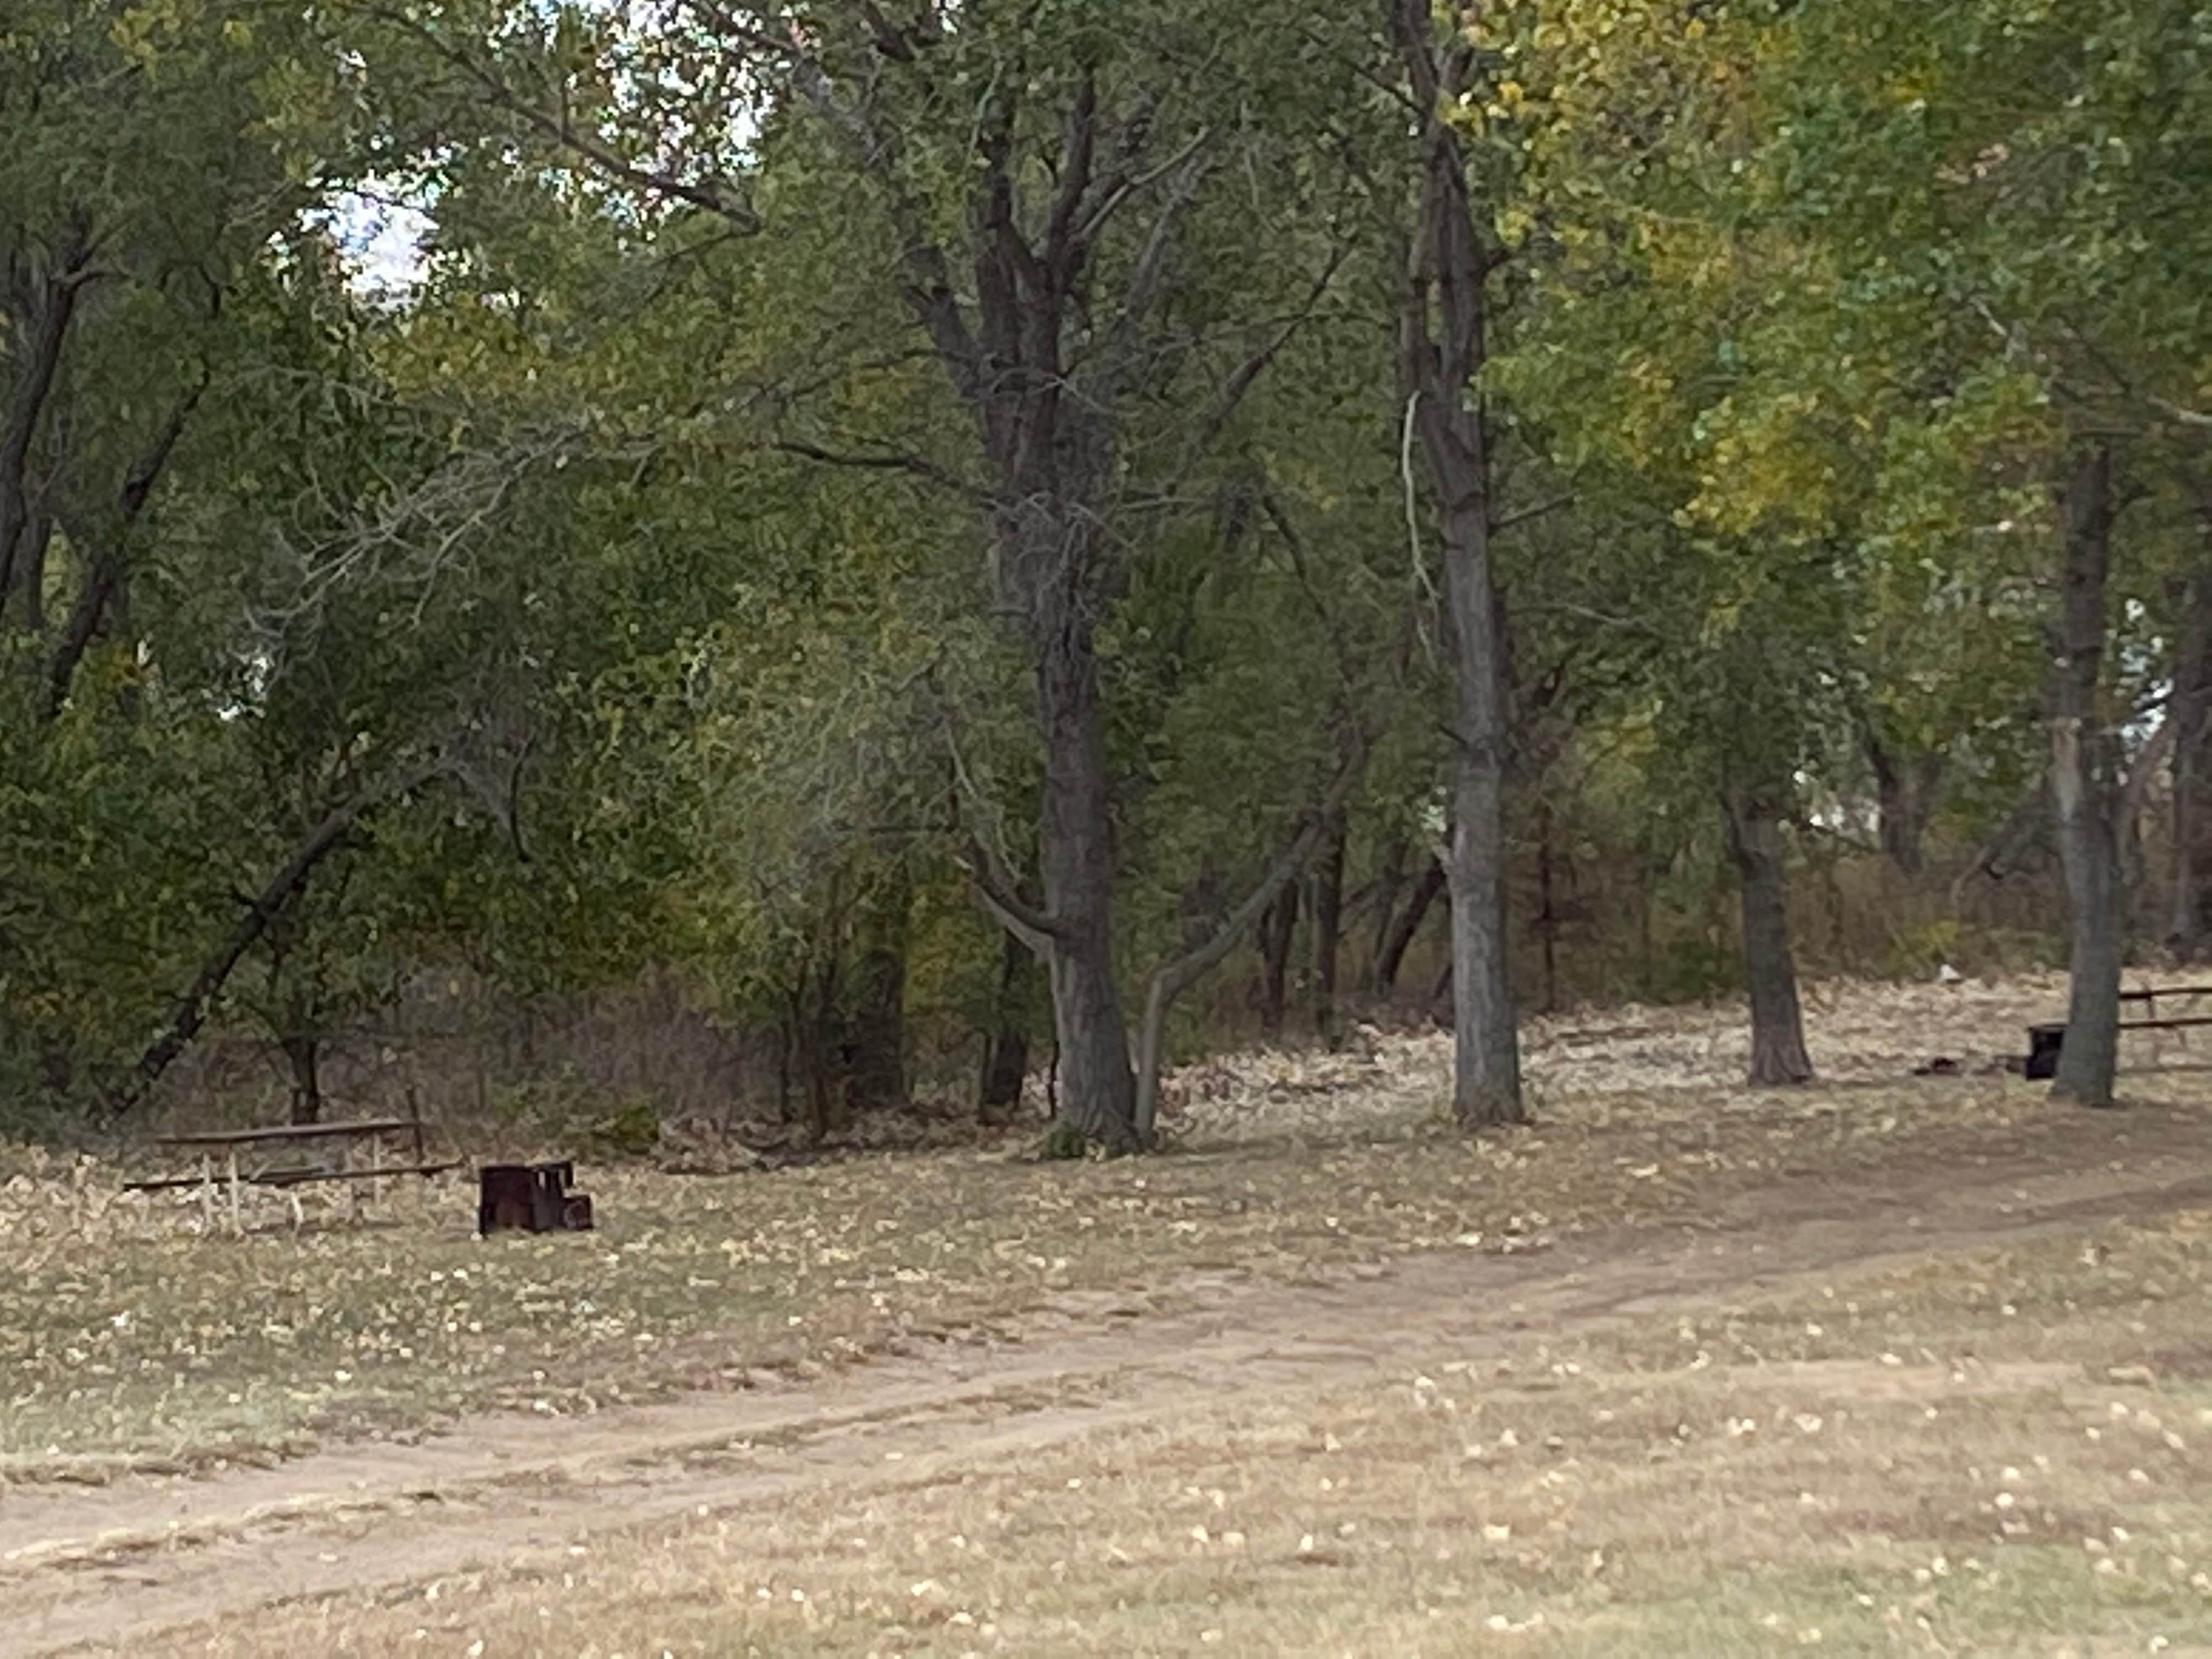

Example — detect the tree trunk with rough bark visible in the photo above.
[1392,0,1522,1128]
[2051,444,2125,1108]
[1029,571,1139,1148]
[1722,783,1815,1087]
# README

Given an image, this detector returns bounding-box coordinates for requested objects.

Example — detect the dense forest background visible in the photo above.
[3,0,2207,1150]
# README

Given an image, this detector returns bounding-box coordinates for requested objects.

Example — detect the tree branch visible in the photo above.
[0,240,89,623]
[1492,493,1577,535]
[100,757,449,1121]
[770,438,991,503]
[1132,737,1371,1139]
[354,2,763,232]
[46,370,207,718]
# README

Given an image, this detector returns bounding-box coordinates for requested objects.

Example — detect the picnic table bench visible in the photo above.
[125,1107,459,1230]
[2027,984,2212,1077]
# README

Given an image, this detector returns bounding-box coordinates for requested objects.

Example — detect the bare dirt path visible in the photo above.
[5,1107,2208,1656]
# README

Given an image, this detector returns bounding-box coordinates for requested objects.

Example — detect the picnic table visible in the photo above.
[125,1107,459,1231]
[2027,984,2212,1077]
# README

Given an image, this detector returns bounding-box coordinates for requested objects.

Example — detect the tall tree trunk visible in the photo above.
[1031,584,1138,1149]
[2169,488,2212,957]
[1310,807,1347,1047]
[1394,0,1522,1127]
[1722,783,1815,1086]
[1438,497,1520,1125]
[2051,444,2125,1108]
[978,926,1034,1124]
[1373,856,1446,994]
[1257,879,1299,1039]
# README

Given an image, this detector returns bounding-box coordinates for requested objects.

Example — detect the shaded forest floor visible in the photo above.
[8,973,2212,1653]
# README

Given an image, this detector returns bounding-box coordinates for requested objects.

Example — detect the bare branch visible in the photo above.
[1491,493,1577,535]
[101,755,450,1122]
[771,438,991,503]
[1109,130,1215,343]
[1132,738,1371,1138]
[939,707,1065,951]
[1190,244,1347,460]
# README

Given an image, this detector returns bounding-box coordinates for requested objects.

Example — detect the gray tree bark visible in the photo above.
[1722,782,1815,1087]
[1392,0,1522,1126]
[2051,443,2125,1108]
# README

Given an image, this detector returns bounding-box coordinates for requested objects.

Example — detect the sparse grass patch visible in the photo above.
[2,973,2204,1479]
[144,1199,2212,1656]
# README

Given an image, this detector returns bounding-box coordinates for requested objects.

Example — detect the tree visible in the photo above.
[347,0,1375,1150]
[1388,0,1523,1127]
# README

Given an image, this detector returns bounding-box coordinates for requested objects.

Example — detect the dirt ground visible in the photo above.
[8,977,2212,1655]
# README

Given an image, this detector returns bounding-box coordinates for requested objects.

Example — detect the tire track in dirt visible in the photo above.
[7,1120,2211,1655]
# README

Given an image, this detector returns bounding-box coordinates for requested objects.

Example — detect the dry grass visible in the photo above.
[0,972,2194,1481]
[145,1202,2212,1657]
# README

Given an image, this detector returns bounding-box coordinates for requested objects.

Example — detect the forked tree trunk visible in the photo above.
[1722,784,1814,1087]
[1310,808,1346,1047]
[2051,444,2125,1108]
[1131,756,1365,1140]
[1393,0,1522,1127]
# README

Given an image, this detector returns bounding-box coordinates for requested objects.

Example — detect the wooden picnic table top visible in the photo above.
[125,1160,461,1194]
[154,1118,420,1148]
